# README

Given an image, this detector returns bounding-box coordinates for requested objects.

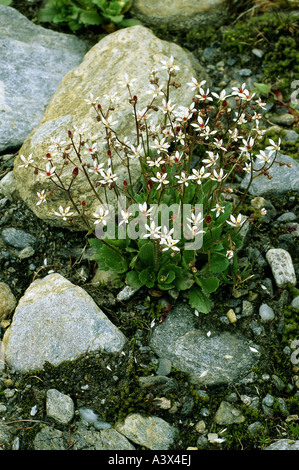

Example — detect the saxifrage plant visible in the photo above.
[18,55,288,314]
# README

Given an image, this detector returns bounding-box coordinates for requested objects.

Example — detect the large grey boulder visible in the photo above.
[13,25,202,230]
[0,5,88,153]
[240,151,299,196]
[131,0,230,31]
[150,303,260,386]
[3,273,126,372]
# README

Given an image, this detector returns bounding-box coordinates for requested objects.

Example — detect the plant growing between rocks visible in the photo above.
[18,56,288,314]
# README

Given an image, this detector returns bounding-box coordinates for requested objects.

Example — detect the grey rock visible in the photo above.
[270,113,295,127]
[33,425,67,450]
[157,357,172,376]
[0,172,18,198]
[0,282,17,321]
[238,68,252,77]
[266,248,297,288]
[117,285,140,301]
[248,421,264,435]
[0,5,88,152]
[18,246,35,259]
[3,273,127,372]
[252,48,264,58]
[272,374,286,391]
[259,304,275,322]
[1,227,36,249]
[150,303,260,386]
[240,152,299,195]
[265,439,299,450]
[242,300,254,317]
[46,389,75,425]
[214,401,245,425]
[283,130,298,142]
[196,435,209,449]
[131,0,230,32]
[115,413,178,450]
[79,407,111,430]
[276,212,297,222]
[291,296,299,311]
[262,394,274,407]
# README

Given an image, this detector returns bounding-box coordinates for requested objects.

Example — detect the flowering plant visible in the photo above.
[19,56,286,313]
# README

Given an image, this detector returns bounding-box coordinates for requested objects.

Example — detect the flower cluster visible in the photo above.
[17,54,285,312]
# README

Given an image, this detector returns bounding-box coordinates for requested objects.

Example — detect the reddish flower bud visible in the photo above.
[123,180,128,186]
[147,180,153,190]
[68,130,72,137]
[222,100,227,107]
[72,167,79,176]
[107,150,111,156]
[46,152,51,158]
[97,104,101,109]
[81,200,86,206]
[161,167,166,174]
[205,215,212,224]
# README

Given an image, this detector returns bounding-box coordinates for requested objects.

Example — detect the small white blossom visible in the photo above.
[211,203,225,218]
[175,171,192,186]
[195,87,213,102]
[226,213,245,227]
[255,97,267,110]
[210,168,227,182]
[187,77,206,91]
[151,137,170,154]
[93,208,110,225]
[146,83,164,97]
[36,190,46,205]
[226,250,234,259]
[119,209,132,226]
[54,206,73,221]
[19,154,34,168]
[266,138,281,154]
[118,73,137,88]
[151,172,169,190]
[190,166,211,184]
[143,220,162,239]
[84,92,99,106]
[160,55,180,72]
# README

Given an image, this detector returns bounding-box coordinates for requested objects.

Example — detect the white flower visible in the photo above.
[143,220,162,239]
[147,156,165,168]
[88,159,105,174]
[213,138,226,151]
[266,138,281,154]
[128,143,144,159]
[101,116,118,128]
[160,98,175,114]
[84,92,99,106]
[186,212,205,237]
[36,190,46,205]
[210,168,227,182]
[202,151,219,167]
[211,89,231,101]
[84,142,98,156]
[104,91,119,104]
[239,136,255,155]
[190,166,211,184]
[226,213,245,227]
[93,208,110,225]
[118,73,137,88]
[256,149,271,163]
[243,162,252,173]
[151,172,169,190]
[211,203,225,217]
[195,87,213,102]
[187,77,206,91]
[175,171,192,186]
[255,97,267,110]
[151,137,170,154]
[228,128,242,142]
[19,154,34,168]
[260,208,267,216]
[119,209,132,226]
[139,202,153,217]
[200,125,218,140]
[98,167,118,185]
[44,161,56,178]
[174,103,195,123]
[160,56,180,72]
[226,250,234,259]
[160,234,180,252]
[54,206,73,221]
[233,112,247,125]
[146,84,164,97]
[191,116,210,133]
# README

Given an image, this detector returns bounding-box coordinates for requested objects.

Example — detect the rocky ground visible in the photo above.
[0,0,299,452]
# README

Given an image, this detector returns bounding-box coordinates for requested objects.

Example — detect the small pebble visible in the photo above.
[259,304,275,322]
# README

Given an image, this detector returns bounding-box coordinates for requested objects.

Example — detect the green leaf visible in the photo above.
[195,276,220,295]
[207,253,230,274]
[126,270,143,288]
[254,82,272,96]
[175,272,194,291]
[80,10,104,25]
[119,18,142,27]
[89,239,127,274]
[188,286,212,314]
[139,268,156,288]
[138,241,155,267]
[0,0,13,5]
